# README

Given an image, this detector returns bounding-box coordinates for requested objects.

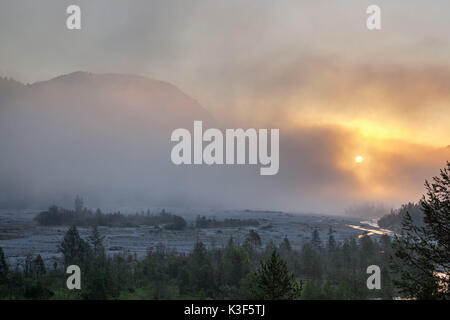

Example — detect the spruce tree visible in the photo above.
[311,228,321,249]
[188,242,214,296]
[245,229,262,251]
[327,226,336,251]
[392,162,450,299]
[74,195,84,214]
[279,236,292,253]
[0,247,8,281]
[251,250,302,299]
[32,254,46,276]
[223,245,250,287]
[60,225,91,267]
[89,225,105,259]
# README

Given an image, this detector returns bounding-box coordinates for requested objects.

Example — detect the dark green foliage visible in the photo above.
[32,255,46,277]
[35,206,186,229]
[264,240,277,256]
[299,243,322,280]
[23,254,47,278]
[23,279,53,299]
[164,215,187,230]
[0,247,8,282]
[244,229,262,251]
[378,202,424,228]
[360,236,375,258]
[311,228,321,249]
[0,232,396,300]
[222,242,250,288]
[279,236,292,253]
[89,226,105,259]
[59,225,91,267]
[392,162,450,299]
[327,226,336,252]
[83,267,110,300]
[187,242,215,297]
[0,217,401,300]
[250,250,302,300]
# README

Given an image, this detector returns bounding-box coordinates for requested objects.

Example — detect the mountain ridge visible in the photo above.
[1,71,213,123]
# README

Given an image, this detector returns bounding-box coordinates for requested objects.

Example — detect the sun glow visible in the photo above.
[355,155,364,163]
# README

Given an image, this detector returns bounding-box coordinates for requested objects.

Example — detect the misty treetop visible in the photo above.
[378,202,424,229]
[34,198,260,230]
[34,202,187,230]
[392,162,450,299]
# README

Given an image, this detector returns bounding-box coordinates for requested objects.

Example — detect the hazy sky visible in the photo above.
[1,1,449,133]
[0,1,449,214]
[1,1,449,82]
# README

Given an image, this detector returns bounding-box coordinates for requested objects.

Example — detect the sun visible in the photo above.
[355,155,364,163]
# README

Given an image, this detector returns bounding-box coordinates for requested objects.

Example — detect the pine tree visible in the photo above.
[327,226,336,251]
[379,234,392,263]
[392,162,450,299]
[60,225,91,267]
[74,195,84,214]
[279,236,292,253]
[0,247,8,281]
[245,229,262,251]
[300,243,322,280]
[188,241,214,296]
[262,240,277,259]
[226,236,235,249]
[251,250,302,299]
[83,268,109,300]
[24,254,34,277]
[32,254,46,276]
[89,225,105,259]
[311,228,321,249]
[360,235,375,258]
[223,245,250,287]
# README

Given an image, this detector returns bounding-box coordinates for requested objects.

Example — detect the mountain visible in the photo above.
[5,71,212,127]
[0,72,214,208]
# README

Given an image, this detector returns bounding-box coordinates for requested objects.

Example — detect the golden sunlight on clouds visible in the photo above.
[279,120,449,210]
[336,132,449,202]
[233,60,450,150]
[231,61,450,207]
[322,117,447,148]
[215,55,450,210]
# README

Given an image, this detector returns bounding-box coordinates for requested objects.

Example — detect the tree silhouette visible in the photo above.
[74,195,84,214]
[245,229,262,250]
[327,226,336,251]
[393,162,450,299]
[311,228,321,249]
[0,247,8,281]
[60,225,91,267]
[89,226,105,259]
[279,236,292,253]
[251,250,302,299]
[32,255,46,277]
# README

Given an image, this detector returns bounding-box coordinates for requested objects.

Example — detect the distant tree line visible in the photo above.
[194,215,259,229]
[378,202,424,229]
[34,197,187,230]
